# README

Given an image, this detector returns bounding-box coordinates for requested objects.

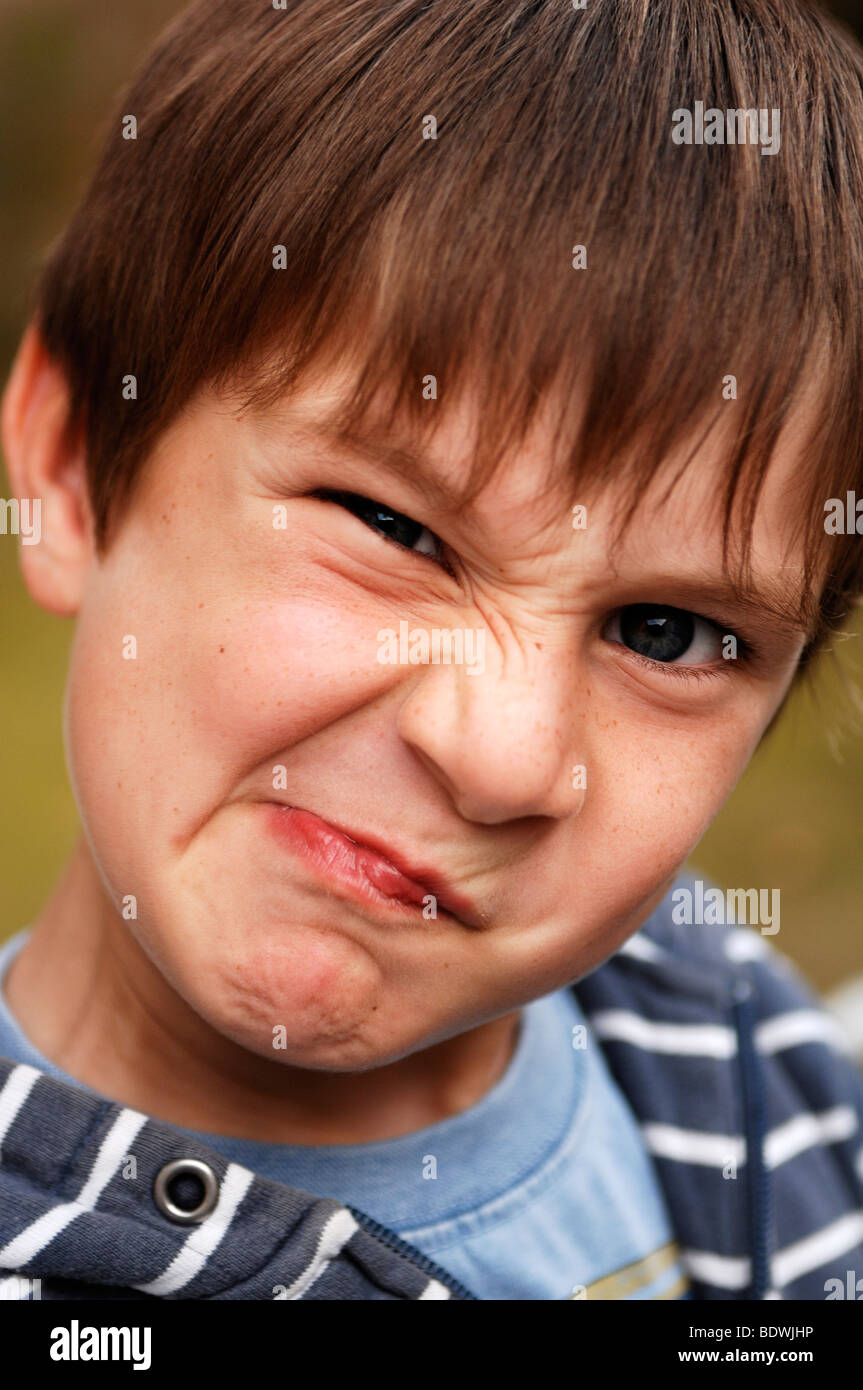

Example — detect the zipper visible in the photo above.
[731,976,772,1299]
[347,1205,480,1300]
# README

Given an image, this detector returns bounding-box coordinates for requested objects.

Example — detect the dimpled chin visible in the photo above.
[194,922,391,1067]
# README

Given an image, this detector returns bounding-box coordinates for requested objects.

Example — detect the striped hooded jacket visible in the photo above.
[1,877,862,1301]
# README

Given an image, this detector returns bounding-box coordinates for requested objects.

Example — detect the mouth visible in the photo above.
[265,804,485,929]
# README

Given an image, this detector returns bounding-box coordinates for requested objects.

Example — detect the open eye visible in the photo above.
[312,490,446,563]
[603,604,727,665]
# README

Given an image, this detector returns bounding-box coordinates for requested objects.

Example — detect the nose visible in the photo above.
[395,633,586,824]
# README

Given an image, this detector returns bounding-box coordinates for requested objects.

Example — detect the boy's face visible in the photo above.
[62,362,810,1070]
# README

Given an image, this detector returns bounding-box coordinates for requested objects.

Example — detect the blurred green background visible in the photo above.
[1,0,862,994]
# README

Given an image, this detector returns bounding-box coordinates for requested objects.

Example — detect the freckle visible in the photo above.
[199,603,204,609]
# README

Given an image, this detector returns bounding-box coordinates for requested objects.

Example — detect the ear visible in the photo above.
[1,321,94,616]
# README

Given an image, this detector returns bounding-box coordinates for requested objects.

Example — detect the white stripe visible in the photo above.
[592,1005,848,1060]
[591,1010,736,1058]
[617,934,663,963]
[271,1207,360,1301]
[0,1065,41,1159]
[773,1210,863,1289]
[418,1278,452,1299]
[0,1106,147,1268]
[644,1106,857,1173]
[682,1213,863,1294]
[765,1107,858,1170]
[682,1248,750,1289]
[823,976,863,1059]
[757,1010,850,1056]
[724,929,770,961]
[642,1123,744,1168]
[135,1163,254,1296]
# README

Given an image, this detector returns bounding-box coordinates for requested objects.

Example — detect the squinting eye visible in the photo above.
[603,604,724,664]
[313,490,445,562]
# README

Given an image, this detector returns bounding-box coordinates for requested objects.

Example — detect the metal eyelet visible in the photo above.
[153,1158,220,1225]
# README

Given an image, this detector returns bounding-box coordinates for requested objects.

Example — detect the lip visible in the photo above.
[264,804,484,928]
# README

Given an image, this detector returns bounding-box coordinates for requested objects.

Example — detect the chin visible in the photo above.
[181,925,397,1068]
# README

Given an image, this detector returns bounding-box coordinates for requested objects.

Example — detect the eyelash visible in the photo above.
[312,488,757,679]
[617,624,754,683]
[625,648,734,683]
[310,489,450,567]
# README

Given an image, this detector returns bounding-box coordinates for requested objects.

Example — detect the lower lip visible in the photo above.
[266,805,436,919]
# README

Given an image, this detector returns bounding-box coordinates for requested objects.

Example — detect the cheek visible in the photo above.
[63,595,156,890]
[516,712,763,987]
[64,556,391,859]
[601,708,760,872]
[190,594,386,756]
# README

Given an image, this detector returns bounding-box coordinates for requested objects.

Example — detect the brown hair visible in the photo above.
[34,0,863,658]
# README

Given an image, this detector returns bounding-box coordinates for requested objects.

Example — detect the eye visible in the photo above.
[603,603,726,665]
[312,489,446,563]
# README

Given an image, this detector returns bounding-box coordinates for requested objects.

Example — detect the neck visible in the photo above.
[4,838,521,1144]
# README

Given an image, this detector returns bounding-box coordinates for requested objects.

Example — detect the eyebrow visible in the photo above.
[283,419,817,639]
[607,573,815,642]
[291,418,477,512]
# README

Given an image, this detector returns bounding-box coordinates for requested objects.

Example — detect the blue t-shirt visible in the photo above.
[0,929,688,1300]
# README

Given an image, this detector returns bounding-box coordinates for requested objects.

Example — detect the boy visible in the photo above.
[1,0,863,1301]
